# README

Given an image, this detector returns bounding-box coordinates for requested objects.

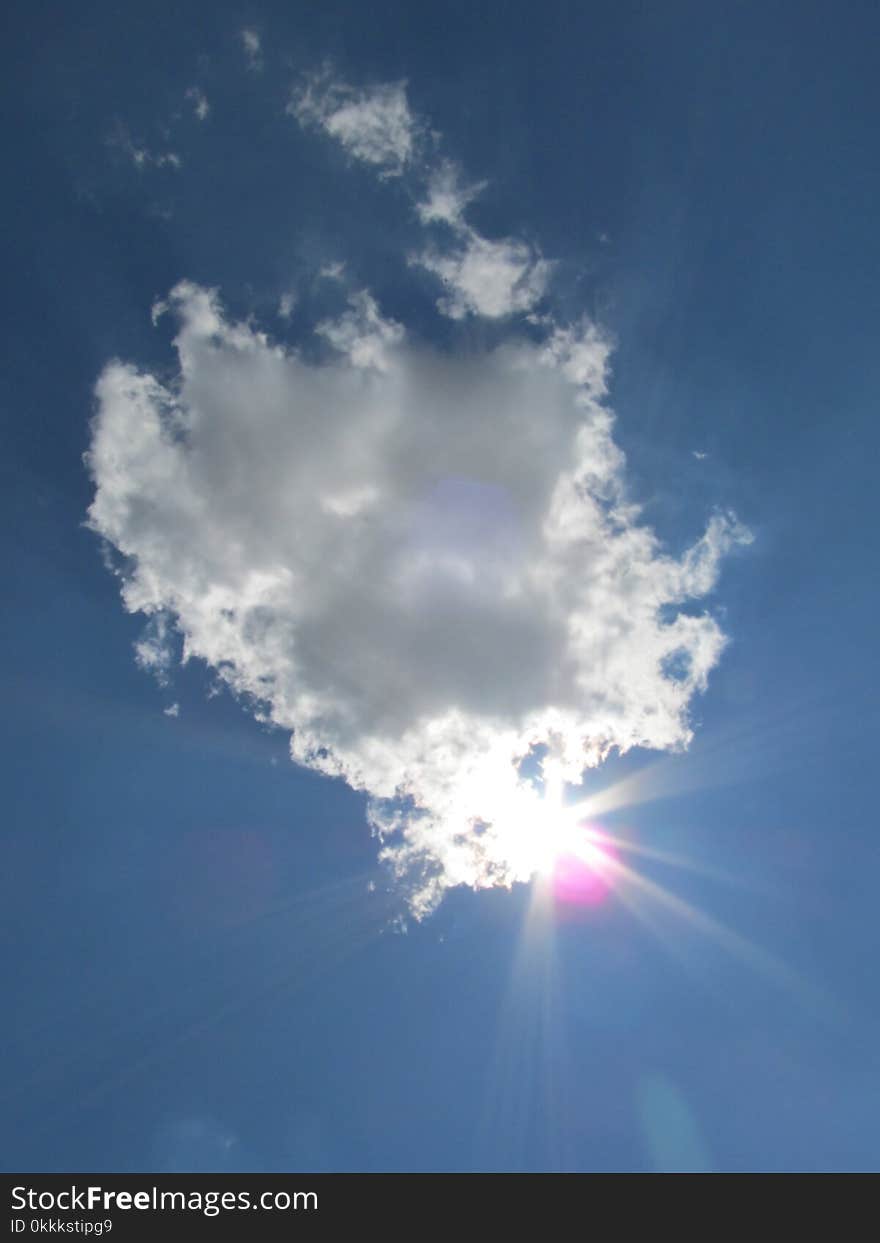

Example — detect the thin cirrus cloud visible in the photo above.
[86,71,751,916]
[240,28,262,72]
[109,121,182,171]
[185,87,210,122]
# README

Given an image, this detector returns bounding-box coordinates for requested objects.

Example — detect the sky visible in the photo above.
[3,0,880,1172]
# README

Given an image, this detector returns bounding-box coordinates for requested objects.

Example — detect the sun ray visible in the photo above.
[494,774,843,1026]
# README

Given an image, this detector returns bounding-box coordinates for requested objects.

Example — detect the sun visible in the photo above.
[524,782,618,905]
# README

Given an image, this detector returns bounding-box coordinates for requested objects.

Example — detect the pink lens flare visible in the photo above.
[551,826,618,907]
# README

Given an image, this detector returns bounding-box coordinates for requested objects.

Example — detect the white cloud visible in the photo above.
[277,292,297,320]
[413,162,551,319]
[186,87,210,121]
[416,161,485,228]
[164,702,180,717]
[413,230,552,320]
[319,261,346,282]
[540,320,612,394]
[87,281,750,916]
[290,73,416,176]
[289,75,550,318]
[241,28,262,71]
[134,613,175,685]
[316,290,403,371]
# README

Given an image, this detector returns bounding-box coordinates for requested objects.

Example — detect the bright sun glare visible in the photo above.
[517,777,618,906]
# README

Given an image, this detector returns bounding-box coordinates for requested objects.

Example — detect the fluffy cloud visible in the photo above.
[412,164,552,319]
[290,73,416,176]
[316,290,404,371]
[87,280,750,916]
[413,231,552,320]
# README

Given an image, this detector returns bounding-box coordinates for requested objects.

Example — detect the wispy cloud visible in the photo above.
[290,72,417,176]
[415,161,485,228]
[110,122,182,171]
[277,291,297,320]
[289,73,550,317]
[241,28,262,72]
[185,87,210,122]
[319,260,346,282]
[133,613,176,686]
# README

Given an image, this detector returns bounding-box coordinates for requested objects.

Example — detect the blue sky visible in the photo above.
[3,0,880,1172]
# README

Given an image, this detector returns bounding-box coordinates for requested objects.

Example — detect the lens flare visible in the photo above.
[521,774,618,907]
[551,827,617,906]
